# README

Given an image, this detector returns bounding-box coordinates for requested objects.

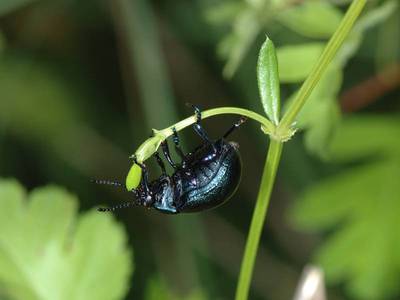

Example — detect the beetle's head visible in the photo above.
[91,179,147,212]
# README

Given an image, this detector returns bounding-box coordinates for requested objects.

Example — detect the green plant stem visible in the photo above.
[235,140,282,300]
[159,107,274,138]
[235,1,367,299]
[278,0,367,132]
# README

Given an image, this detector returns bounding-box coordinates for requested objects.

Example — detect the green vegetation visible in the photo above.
[0,0,399,299]
[0,179,132,300]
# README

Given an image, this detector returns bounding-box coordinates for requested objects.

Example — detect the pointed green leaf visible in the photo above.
[257,37,280,124]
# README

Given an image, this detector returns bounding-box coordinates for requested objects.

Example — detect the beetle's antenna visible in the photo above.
[223,116,247,138]
[97,201,137,212]
[91,179,123,188]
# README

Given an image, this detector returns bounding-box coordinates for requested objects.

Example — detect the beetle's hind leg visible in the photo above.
[223,116,247,138]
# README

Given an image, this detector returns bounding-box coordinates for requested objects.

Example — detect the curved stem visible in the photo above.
[159,107,274,138]
[235,140,282,300]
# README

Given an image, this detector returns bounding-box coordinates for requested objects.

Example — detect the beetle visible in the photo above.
[93,106,246,214]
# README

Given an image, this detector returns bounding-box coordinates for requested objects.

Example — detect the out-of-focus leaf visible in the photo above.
[277,43,324,83]
[296,67,342,126]
[303,100,340,159]
[376,3,400,69]
[0,179,133,300]
[276,1,342,38]
[0,56,82,144]
[329,116,400,160]
[220,8,261,78]
[0,32,5,53]
[355,0,398,34]
[336,0,398,66]
[145,276,173,300]
[257,37,280,124]
[290,116,400,299]
[286,67,342,158]
[204,1,245,25]
[145,276,206,300]
[0,0,37,16]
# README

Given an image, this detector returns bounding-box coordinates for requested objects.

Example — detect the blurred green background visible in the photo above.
[0,0,399,299]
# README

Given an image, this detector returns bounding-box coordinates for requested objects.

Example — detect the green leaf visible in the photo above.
[336,0,398,66]
[285,66,342,158]
[204,1,245,25]
[329,116,400,161]
[0,179,133,300]
[0,0,37,16]
[276,1,343,38]
[277,43,324,83]
[290,116,400,299]
[257,37,280,124]
[219,9,261,78]
[354,0,398,34]
[303,100,340,159]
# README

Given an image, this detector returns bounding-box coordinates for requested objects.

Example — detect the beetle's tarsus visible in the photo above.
[223,116,247,138]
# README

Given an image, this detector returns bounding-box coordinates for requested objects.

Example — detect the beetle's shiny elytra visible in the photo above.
[93,106,246,214]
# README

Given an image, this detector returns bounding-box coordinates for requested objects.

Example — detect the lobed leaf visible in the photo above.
[0,179,133,300]
[290,116,400,299]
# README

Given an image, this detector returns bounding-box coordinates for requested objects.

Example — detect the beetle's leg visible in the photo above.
[154,152,166,175]
[223,116,247,138]
[172,127,185,159]
[190,104,215,149]
[161,140,178,169]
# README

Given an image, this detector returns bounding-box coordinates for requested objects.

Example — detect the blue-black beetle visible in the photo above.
[94,106,246,214]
